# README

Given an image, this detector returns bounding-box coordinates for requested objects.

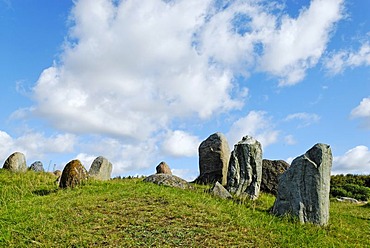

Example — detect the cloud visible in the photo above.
[31,0,245,142]
[77,136,159,176]
[285,112,320,127]
[0,130,76,165]
[325,42,370,74]
[351,97,370,128]
[12,0,345,175]
[333,146,370,174]
[162,130,200,157]
[259,0,344,86]
[227,111,279,148]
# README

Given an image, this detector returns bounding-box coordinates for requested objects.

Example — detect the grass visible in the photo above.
[0,170,369,247]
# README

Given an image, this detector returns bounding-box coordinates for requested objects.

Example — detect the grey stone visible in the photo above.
[261,159,289,195]
[156,161,172,175]
[195,132,230,185]
[144,174,192,190]
[210,181,232,199]
[226,136,262,199]
[59,160,88,188]
[336,197,359,203]
[89,156,112,181]
[272,143,332,226]
[3,152,27,172]
[29,161,44,172]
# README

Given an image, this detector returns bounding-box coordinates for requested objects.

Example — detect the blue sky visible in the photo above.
[1,0,369,180]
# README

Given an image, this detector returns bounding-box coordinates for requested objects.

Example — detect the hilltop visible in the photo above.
[0,170,369,247]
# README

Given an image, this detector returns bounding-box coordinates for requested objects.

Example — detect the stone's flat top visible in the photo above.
[238,135,258,145]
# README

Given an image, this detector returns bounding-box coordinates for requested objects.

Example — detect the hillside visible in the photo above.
[0,170,369,247]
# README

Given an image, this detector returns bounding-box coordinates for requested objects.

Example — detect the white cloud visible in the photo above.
[31,0,245,142]
[12,0,346,175]
[351,97,370,128]
[285,112,320,127]
[75,153,97,171]
[333,146,370,174]
[0,130,76,166]
[77,136,159,176]
[227,111,279,148]
[325,42,370,74]
[162,130,200,157]
[351,97,370,118]
[259,0,344,86]
[286,157,294,165]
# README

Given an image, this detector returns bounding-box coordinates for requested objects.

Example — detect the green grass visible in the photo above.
[0,170,369,247]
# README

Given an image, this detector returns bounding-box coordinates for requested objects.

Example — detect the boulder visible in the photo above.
[210,181,232,199]
[143,174,192,190]
[59,160,88,188]
[272,143,332,225]
[156,161,172,175]
[3,152,27,172]
[29,161,44,172]
[261,159,289,195]
[226,136,262,199]
[195,132,230,185]
[89,156,112,181]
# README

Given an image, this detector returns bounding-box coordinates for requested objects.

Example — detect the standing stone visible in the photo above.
[29,161,44,172]
[59,160,88,188]
[226,136,262,199]
[89,156,112,181]
[156,161,172,175]
[3,152,27,172]
[195,132,230,185]
[261,159,289,196]
[272,143,332,225]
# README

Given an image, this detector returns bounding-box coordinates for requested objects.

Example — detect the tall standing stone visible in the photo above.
[196,132,230,185]
[261,159,289,196]
[226,136,262,199]
[89,156,112,181]
[3,152,27,172]
[272,143,332,225]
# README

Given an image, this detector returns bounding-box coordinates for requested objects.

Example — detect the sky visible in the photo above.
[0,0,369,180]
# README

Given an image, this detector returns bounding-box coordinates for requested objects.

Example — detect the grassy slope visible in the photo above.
[0,170,369,247]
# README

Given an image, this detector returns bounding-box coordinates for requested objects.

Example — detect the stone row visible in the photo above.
[1,153,112,188]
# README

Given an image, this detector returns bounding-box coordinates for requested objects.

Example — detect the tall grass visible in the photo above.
[0,169,369,247]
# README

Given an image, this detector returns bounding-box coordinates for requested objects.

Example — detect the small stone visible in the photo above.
[143,174,192,190]
[29,161,44,172]
[156,161,172,175]
[210,181,232,199]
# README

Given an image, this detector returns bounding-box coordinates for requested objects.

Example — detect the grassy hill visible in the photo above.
[0,170,369,247]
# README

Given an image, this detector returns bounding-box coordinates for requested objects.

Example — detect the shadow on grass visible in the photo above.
[32,189,58,196]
